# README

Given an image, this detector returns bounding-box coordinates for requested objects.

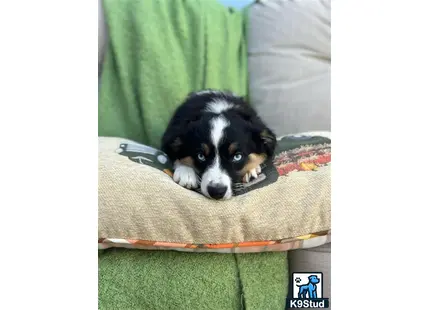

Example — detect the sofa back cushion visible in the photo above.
[248,0,331,136]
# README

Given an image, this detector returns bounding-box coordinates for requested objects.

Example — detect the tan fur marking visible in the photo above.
[239,153,266,176]
[202,143,210,156]
[179,156,195,168]
[228,143,238,155]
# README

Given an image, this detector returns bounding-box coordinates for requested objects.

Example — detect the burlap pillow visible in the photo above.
[98,132,331,253]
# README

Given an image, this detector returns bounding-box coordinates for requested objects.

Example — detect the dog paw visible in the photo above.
[242,165,262,183]
[173,164,199,189]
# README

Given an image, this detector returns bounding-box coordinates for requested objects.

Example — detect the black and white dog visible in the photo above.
[161,90,277,200]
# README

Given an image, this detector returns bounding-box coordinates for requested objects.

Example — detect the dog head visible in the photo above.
[162,90,277,200]
[308,275,320,284]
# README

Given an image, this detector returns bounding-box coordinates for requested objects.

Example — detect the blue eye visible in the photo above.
[232,153,243,162]
[197,153,206,162]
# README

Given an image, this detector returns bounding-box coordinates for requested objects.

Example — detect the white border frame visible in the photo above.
[1,0,430,309]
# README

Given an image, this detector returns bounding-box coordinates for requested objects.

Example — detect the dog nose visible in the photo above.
[207,184,228,200]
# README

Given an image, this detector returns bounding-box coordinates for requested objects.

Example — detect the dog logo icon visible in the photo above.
[287,272,329,309]
[295,274,320,299]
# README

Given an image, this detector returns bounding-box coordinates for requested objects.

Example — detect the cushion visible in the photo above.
[98,131,331,253]
[248,0,331,136]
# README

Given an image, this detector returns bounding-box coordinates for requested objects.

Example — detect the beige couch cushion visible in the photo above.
[248,0,331,136]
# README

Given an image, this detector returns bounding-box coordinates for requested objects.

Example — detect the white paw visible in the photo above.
[173,164,198,189]
[242,165,262,183]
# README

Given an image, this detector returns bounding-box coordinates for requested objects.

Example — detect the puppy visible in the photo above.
[161,90,277,200]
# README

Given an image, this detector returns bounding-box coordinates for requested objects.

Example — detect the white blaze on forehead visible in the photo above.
[205,99,234,114]
[210,115,230,147]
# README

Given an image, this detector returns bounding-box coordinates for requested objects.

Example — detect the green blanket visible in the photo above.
[99,0,248,147]
[99,249,288,310]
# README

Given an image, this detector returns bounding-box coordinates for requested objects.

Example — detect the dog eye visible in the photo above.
[197,153,206,162]
[232,153,243,162]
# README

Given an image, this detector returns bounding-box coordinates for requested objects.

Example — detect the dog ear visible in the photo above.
[258,127,277,157]
[161,129,185,161]
[249,121,277,157]
[234,101,277,157]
